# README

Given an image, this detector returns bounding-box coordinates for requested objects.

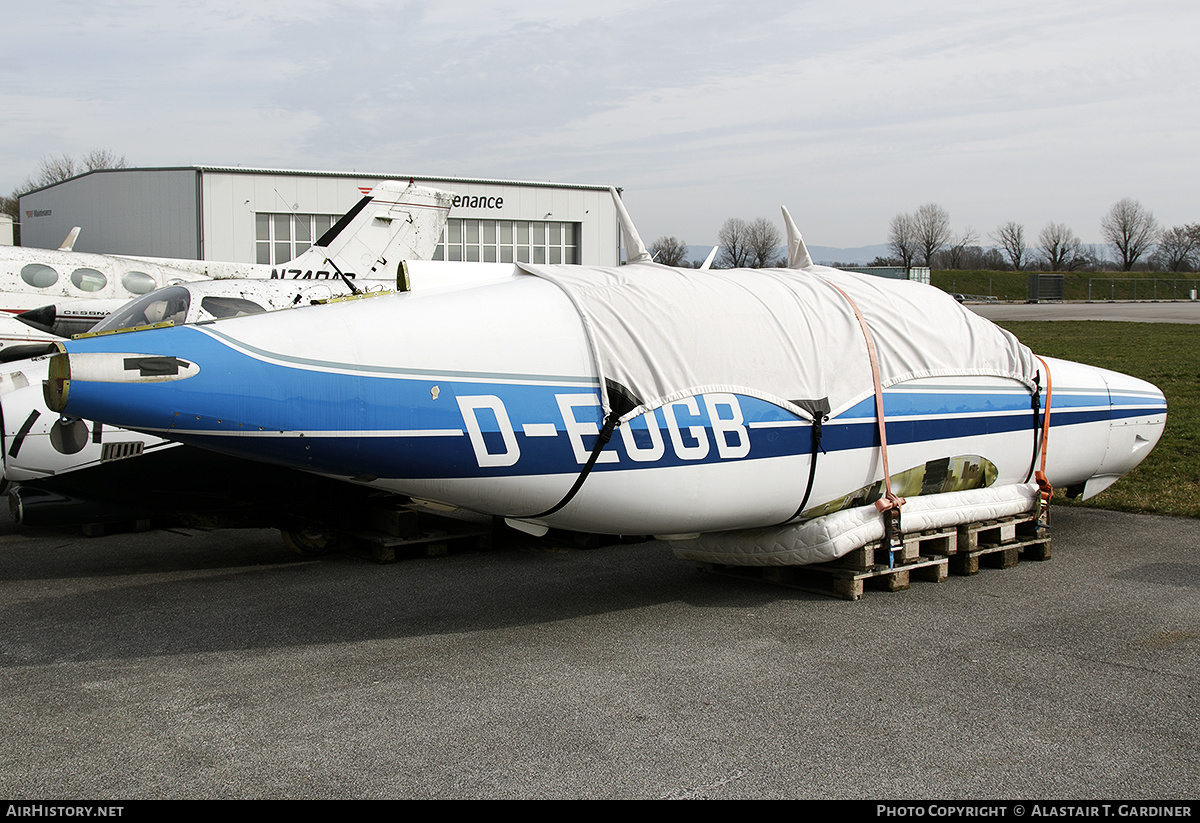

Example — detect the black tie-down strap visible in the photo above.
[1025,373,1042,484]
[523,379,641,521]
[779,398,831,525]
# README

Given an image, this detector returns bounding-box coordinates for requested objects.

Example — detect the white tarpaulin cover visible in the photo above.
[518,262,1039,423]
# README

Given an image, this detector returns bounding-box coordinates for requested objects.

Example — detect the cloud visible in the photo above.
[3,0,1197,245]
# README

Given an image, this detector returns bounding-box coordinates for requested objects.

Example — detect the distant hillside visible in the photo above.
[681,244,890,267]
[807,244,891,266]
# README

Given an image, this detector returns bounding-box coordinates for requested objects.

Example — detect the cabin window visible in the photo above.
[200,296,266,319]
[20,263,58,288]
[70,268,107,292]
[121,271,157,295]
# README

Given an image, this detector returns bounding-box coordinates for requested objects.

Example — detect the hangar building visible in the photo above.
[17,166,622,266]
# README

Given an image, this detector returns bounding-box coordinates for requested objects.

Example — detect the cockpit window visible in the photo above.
[91,286,192,332]
[71,268,108,292]
[21,264,59,288]
[200,296,266,319]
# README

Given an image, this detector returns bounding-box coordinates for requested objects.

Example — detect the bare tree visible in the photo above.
[1101,198,1158,271]
[943,226,979,270]
[649,236,690,267]
[716,218,751,268]
[1151,225,1200,272]
[913,203,951,267]
[32,154,81,187]
[4,149,129,233]
[991,221,1027,271]
[1075,244,1109,272]
[20,149,127,191]
[1037,222,1081,271]
[0,194,17,222]
[80,149,127,173]
[888,212,918,269]
[716,217,782,268]
[745,217,782,268]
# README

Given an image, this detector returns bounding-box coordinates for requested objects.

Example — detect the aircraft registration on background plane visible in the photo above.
[36,205,1167,566]
[0,180,452,350]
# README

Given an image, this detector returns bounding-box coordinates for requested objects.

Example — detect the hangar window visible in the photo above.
[121,271,158,295]
[71,268,108,292]
[437,219,579,265]
[21,263,59,288]
[256,213,337,264]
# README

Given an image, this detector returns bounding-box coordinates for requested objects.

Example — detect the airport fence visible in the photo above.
[1085,278,1200,302]
[932,270,1200,302]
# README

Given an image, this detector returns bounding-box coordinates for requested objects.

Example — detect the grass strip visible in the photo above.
[997,321,1199,517]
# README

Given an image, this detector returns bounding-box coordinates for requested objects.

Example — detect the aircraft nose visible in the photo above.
[46,348,201,416]
[1083,370,1167,498]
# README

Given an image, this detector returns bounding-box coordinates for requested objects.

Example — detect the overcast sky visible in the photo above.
[4,0,1197,248]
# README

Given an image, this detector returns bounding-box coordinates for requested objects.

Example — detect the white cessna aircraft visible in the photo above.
[0,180,453,350]
[40,202,1167,566]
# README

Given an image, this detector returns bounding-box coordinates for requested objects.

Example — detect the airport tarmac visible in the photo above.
[970,300,1200,324]
[0,505,1196,800]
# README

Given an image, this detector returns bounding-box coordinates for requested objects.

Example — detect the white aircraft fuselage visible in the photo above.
[43,262,1167,544]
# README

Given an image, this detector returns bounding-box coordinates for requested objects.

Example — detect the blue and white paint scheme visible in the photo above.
[44,259,1167,549]
[1,262,521,493]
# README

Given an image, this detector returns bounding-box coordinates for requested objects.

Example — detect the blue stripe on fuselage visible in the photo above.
[61,326,1162,480]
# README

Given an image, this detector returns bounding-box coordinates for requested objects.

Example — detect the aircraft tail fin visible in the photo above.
[611,188,651,264]
[294,180,455,279]
[781,206,813,269]
[59,227,81,252]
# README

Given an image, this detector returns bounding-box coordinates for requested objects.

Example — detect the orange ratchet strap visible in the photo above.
[823,280,905,558]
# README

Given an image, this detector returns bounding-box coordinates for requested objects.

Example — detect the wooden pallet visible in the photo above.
[347,505,493,563]
[833,525,959,572]
[949,513,1050,575]
[81,518,156,537]
[700,554,949,601]
[697,509,1050,600]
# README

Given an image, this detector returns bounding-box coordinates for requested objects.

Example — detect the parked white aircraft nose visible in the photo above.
[1088,366,1167,498]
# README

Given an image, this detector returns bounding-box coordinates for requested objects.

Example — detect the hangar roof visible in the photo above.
[24,165,617,196]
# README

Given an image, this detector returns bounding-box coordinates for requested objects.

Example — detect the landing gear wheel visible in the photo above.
[280,528,340,556]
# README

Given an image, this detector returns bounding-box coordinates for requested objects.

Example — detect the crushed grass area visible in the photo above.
[997,321,1200,518]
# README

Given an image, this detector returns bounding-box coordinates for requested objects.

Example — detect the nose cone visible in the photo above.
[1083,366,1167,499]
[44,328,208,440]
[16,305,55,335]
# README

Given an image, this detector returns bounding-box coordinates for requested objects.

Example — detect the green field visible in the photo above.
[997,321,1200,518]
[933,270,1200,302]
